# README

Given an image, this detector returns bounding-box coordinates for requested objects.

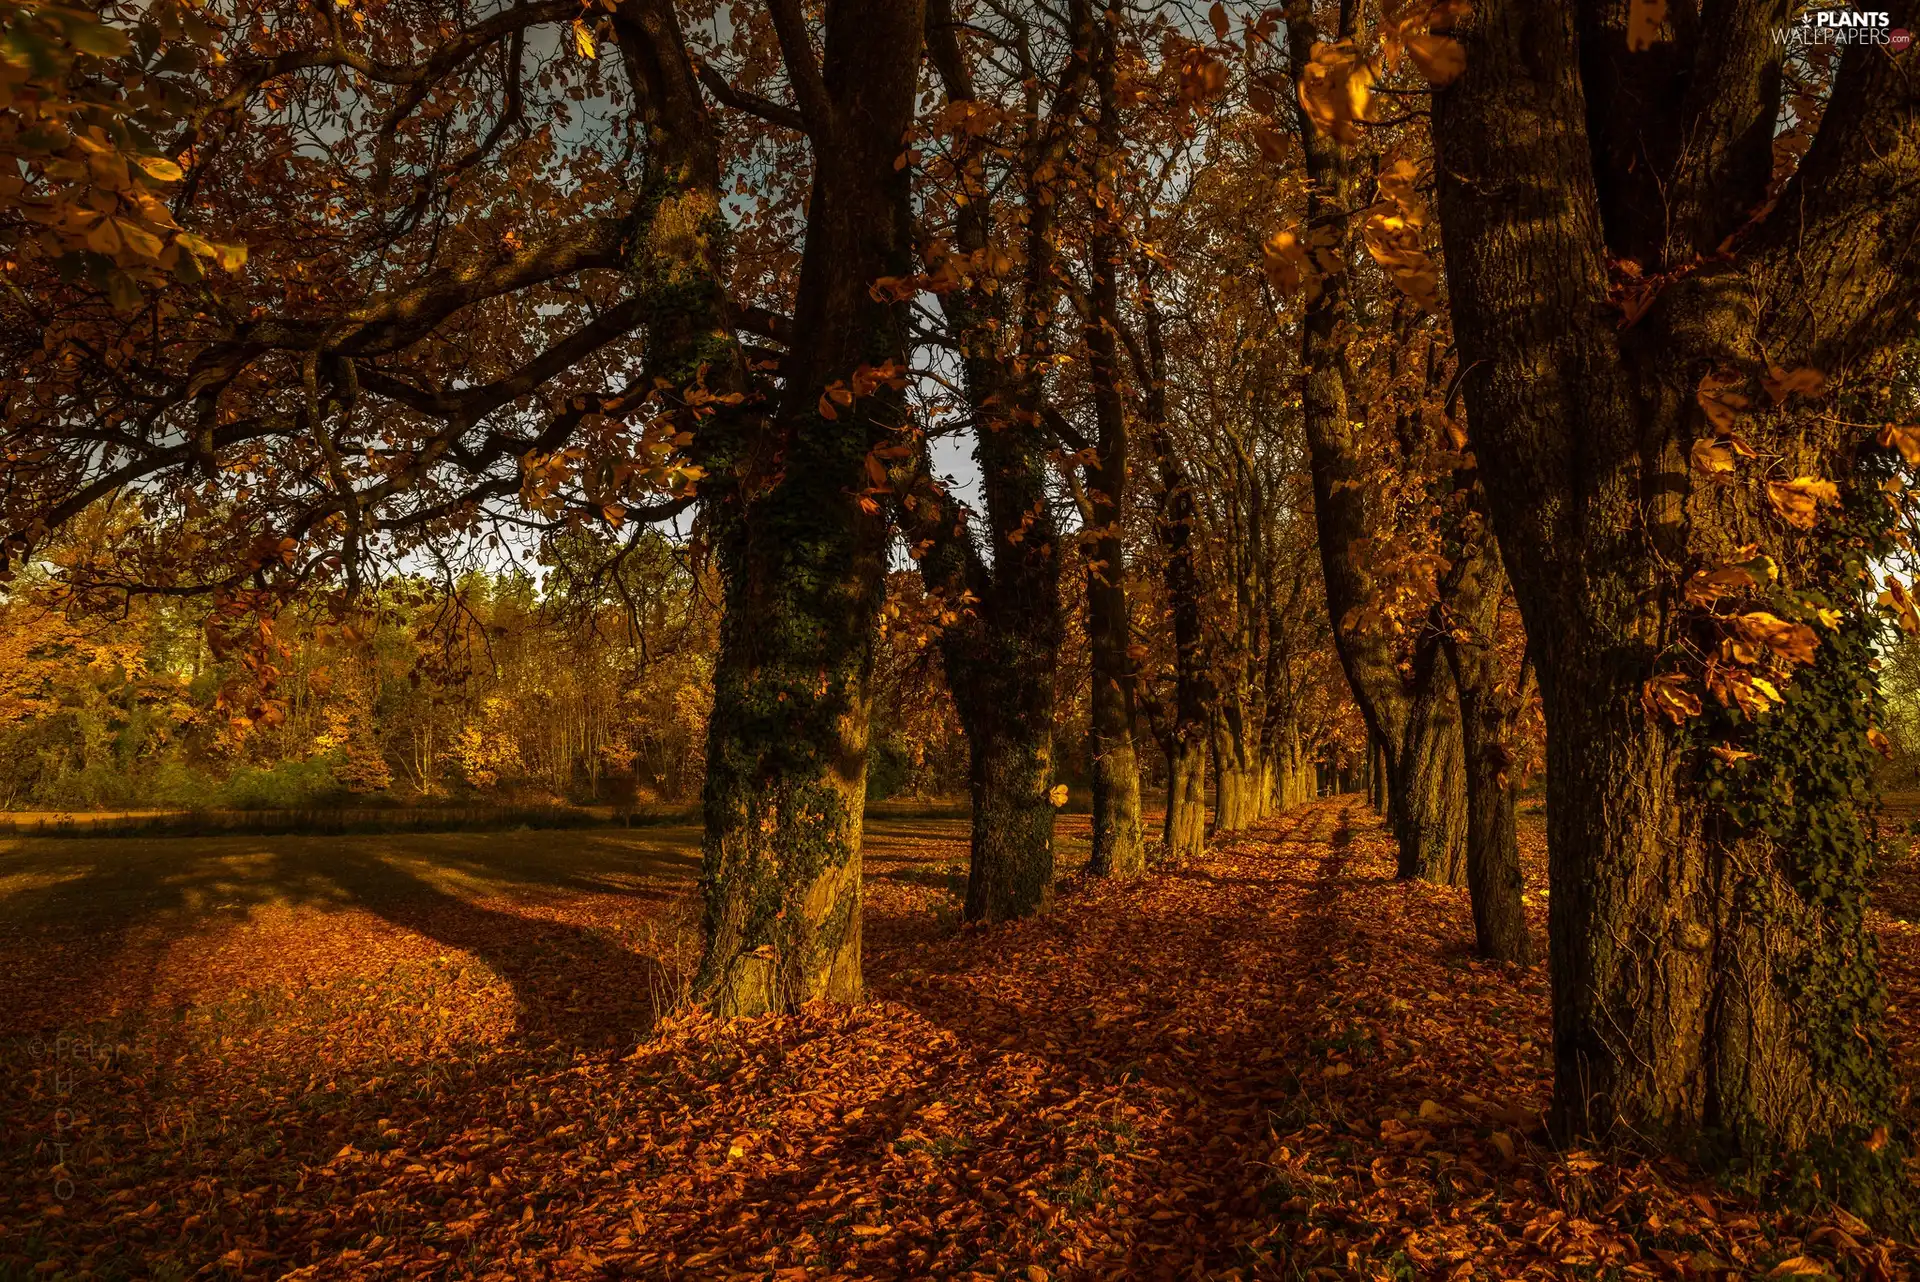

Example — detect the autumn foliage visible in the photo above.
[3,0,1920,1274]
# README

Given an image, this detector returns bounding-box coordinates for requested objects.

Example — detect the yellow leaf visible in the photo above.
[1880,576,1920,635]
[572,19,596,59]
[114,218,164,260]
[1768,1257,1835,1279]
[1709,745,1756,765]
[85,216,123,256]
[1048,784,1069,808]
[1731,612,1819,667]
[132,154,185,184]
[1868,727,1894,760]
[1876,424,1920,465]
[1690,438,1735,476]
[1766,476,1838,530]
[1262,229,1307,294]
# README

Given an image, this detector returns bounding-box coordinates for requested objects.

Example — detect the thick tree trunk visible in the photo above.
[910,0,1094,920]
[1433,0,1917,1183]
[963,717,1056,920]
[692,0,924,1016]
[1209,710,1255,834]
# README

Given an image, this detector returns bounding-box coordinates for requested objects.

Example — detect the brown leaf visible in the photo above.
[1403,32,1466,85]
[1695,368,1749,435]
[1761,365,1826,404]
[1626,0,1667,49]
[1643,672,1702,723]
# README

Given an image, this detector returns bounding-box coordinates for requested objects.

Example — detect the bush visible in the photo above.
[215,755,353,810]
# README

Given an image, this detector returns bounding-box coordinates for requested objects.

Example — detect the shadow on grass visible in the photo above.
[0,827,701,1048]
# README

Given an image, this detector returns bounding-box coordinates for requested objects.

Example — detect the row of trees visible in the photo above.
[5,0,1918,1209]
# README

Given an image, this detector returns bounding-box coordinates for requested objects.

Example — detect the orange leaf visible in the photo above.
[1404,33,1466,85]
[1643,672,1701,724]
[1766,476,1838,530]
[1626,0,1667,50]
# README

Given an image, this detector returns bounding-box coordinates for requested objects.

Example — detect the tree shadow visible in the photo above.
[0,828,691,1048]
[868,799,1375,1272]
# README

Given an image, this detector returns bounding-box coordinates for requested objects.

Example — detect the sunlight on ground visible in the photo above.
[0,805,1912,1279]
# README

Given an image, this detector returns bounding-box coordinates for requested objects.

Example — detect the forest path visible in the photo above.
[1,799,1914,1279]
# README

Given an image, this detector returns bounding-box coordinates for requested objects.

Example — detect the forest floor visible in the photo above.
[0,799,1915,1280]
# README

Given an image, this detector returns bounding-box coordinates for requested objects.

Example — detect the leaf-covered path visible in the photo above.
[2,800,1915,1279]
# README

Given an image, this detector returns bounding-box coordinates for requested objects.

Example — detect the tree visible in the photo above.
[1433,0,1917,1192]
[905,0,1093,921]
[0,0,932,1018]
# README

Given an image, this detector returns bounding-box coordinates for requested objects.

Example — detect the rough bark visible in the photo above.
[1081,6,1144,878]
[691,0,925,1015]
[1433,0,1919,1179]
[1443,533,1532,965]
[1286,12,1469,886]
[912,0,1094,921]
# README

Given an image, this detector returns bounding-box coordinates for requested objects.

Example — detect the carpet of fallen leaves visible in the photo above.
[1,799,1917,1280]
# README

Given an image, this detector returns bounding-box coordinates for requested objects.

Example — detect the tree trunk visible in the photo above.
[1286,11,1468,886]
[1146,316,1210,860]
[913,0,1090,921]
[1368,731,1388,813]
[1384,672,1468,884]
[1444,535,1531,965]
[1209,710,1254,833]
[692,0,925,1016]
[1081,8,1143,879]
[1163,731,1206,861]
[1433,0,1917,1185]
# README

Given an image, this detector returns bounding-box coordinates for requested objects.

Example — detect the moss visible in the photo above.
[1694,448,1911,1225]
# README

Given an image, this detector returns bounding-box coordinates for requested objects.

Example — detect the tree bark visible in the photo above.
[691,0,925,1015]
[1433,0,1918,1180]
[912,0,1093,921]
[1286,12,1469,886]
[1081,5,1144,878]
[1443,533,1532,964]
[1149,423,1210,860]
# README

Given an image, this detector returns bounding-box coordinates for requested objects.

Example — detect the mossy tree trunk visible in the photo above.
[911,0,1096,920]
[690,0,925,1016]
[1434,0,1918,1190]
